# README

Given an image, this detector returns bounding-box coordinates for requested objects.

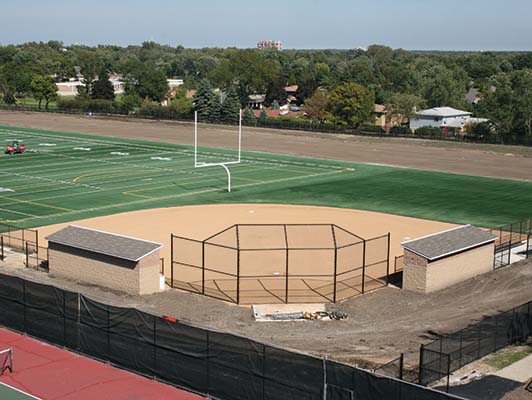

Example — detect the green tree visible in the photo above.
[258,109,268,124]
[511,69,532,138]
[327,83,374,126]
[242,107,257,126]
[124,63,168,102]
[265,74,287,106]
[304,89,330,123]
[421,65,467,108]
[77,50,101,98]
[385,93,425,126]
[193,79,214,120]
[221,86,241,124]
[30,74,58,109]
[295,77,319,105]
[118,93,142,113]
[169,96,194,118]
[91,71,115,100]
[207,91,222,122]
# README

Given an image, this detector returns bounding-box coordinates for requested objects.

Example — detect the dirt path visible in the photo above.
[2,110,532,181]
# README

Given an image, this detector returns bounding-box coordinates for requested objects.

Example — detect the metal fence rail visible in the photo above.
[374,354,404,380]
[0,223,38,251]
[489,218,532,268]
[419,300,532,388]
[0,273,467,400]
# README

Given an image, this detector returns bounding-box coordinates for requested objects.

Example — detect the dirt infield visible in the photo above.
[35,204,455,304]
[2,110,532,181]
[36,203,456,269]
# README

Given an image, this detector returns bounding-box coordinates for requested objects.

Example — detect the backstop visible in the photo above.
[170,224,390,304]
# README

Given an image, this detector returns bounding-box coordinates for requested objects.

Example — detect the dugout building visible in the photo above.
[46,225,163,295]
[401,225,497,293]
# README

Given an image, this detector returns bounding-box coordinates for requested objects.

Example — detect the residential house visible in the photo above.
[247,94,266,110]
[410,107,488,134]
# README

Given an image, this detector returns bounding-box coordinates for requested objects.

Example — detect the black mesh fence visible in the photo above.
[419,300,532,388]
[0,273,465,400]
[374,354,404,381]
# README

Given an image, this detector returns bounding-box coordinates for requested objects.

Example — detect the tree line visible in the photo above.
[0,41,530,139]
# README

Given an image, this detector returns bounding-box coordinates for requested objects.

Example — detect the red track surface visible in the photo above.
[0,328,204,400]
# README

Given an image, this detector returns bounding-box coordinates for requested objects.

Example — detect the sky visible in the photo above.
[2,0,531,51]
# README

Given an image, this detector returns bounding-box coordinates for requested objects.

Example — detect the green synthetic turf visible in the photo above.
[0,124,531,229]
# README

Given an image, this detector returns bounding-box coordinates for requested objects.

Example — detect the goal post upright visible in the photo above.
[194,110,242,193]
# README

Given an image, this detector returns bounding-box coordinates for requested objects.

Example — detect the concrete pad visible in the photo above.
[493,353,532,383]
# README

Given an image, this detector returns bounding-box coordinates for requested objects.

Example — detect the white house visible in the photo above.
[410,107,488,132]
[410,107,472,130]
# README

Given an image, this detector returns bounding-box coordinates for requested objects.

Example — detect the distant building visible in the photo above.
[410,107,488,133]
[284,85,298,103]
[56,80,84,96]
[257,40,282,51]
[465,88,481,105]
[247,94,266,109]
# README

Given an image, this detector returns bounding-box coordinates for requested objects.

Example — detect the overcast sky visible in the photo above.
[2,0,531,51]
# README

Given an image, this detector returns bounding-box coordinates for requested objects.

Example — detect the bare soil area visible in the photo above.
[2,110,532,181]
[35,204,456,267]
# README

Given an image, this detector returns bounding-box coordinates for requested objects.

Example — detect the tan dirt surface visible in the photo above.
[36,204,456,304]
[36,203,456,270]
[1,110,532,181]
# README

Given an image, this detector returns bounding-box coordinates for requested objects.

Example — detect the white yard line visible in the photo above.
[0,207,37,217]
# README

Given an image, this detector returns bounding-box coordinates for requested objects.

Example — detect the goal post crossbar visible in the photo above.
[194,110,242,192]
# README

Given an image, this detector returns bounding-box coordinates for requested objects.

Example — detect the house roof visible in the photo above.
[401,225,497,261]
[284,85,299,93]
[46,225,162,262]
[416,107,472,118]
[465,88,480,104]
[374,104,386,113]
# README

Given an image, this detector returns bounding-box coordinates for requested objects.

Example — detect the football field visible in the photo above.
[1,124,531,228]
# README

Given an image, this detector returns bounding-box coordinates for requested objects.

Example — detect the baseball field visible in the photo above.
[1,122,532,230]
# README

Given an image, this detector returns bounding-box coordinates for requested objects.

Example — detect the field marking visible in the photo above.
[0,170,100,190]
[73,169,156,183]
[0,207,37,217]
[2,169,347,224]
[0,193,73,212]
[0,127,347,171]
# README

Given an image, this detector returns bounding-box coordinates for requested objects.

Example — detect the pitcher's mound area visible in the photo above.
[37,204,456,264]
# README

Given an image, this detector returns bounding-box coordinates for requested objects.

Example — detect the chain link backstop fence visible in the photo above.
[170,224,391,304]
